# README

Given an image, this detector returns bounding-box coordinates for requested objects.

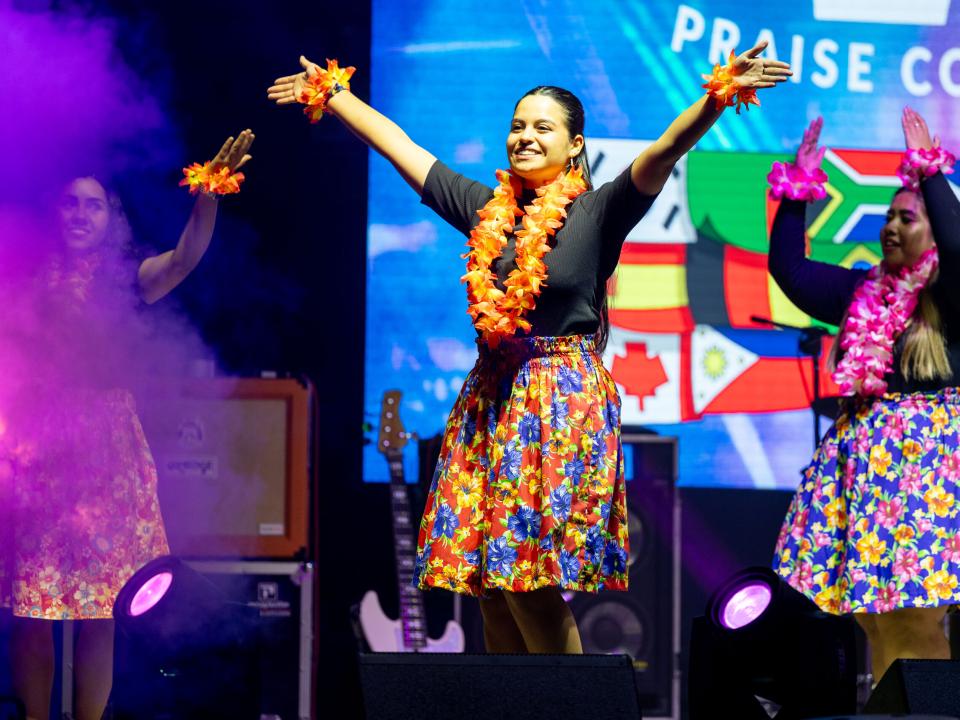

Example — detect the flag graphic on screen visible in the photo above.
[601,146,915,425]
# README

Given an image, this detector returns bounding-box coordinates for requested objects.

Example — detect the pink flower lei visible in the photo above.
[832,247,939,397]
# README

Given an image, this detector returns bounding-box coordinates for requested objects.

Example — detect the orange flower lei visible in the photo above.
[702,50,759,114]
[179,162,245,196]
[462,166,587,347]
[299,59,355,123]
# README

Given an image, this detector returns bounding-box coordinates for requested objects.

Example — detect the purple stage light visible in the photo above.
[129,571,173,617]
[720,582,772,629]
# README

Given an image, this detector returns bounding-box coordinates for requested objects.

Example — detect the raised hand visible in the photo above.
[732,41,792,89]
[267,56,320,106]
[210,129,254,172]
[902,106,936,151]
[796,116,826,173]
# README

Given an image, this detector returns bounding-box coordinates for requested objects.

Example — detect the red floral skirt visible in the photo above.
[414,335,629,596]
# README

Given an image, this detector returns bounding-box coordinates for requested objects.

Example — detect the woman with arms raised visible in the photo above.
[269,46,789,653]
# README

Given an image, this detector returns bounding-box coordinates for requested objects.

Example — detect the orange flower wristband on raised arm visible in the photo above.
[298,58,355,123]
[702,50,759,114]
[179,162,245,196]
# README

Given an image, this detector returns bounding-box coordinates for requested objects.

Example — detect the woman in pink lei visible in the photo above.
[770,112,959,684]
[1,130,253,720]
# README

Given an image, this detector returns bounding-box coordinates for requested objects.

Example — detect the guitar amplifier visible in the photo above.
[138,377,313,558]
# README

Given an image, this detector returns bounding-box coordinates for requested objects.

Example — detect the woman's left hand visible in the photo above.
[732,41,792,89]
[210,129,255,172]
[902,107,936,151]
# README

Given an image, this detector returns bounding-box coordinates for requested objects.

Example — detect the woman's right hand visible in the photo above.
[266,54,436,194]
[267,55,321,106]
[796,116,826,173]
[902,106,936,151]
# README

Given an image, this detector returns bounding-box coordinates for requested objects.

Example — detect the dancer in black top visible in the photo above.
[270,43,790,653]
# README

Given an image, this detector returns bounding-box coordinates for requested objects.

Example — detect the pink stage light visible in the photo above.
[129,571,173,617]
[720,583,772,629]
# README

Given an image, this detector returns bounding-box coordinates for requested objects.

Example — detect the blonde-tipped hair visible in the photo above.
[900,279,951,381]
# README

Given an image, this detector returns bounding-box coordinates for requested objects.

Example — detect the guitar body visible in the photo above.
[359,590,465,653]
[357,390,466,654]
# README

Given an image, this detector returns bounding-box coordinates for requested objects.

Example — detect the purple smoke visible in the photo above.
[0,2,266,620]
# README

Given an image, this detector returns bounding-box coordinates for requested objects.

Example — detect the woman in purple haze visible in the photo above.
[1,130,253,720]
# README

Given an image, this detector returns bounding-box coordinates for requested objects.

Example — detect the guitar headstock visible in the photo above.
[377,390,408,457]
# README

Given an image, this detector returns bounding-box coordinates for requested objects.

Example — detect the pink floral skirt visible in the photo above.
[774,389,960,614]
[0,389,169,619]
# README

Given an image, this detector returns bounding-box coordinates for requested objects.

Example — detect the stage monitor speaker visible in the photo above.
[139,377,313,558]
[358,652,642,720]
[863,659,960,715]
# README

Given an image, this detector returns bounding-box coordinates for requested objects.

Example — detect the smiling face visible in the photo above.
[881,190,934,269]
[58,177,110,252]
[506,95,584,187]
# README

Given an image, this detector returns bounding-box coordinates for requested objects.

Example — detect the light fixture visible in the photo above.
[689,566,857,719]
[112,555,260,719]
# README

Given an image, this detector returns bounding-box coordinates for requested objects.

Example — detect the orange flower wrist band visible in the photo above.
[702,50,759,114]
[298,58,355,123]
[179,162,245,196]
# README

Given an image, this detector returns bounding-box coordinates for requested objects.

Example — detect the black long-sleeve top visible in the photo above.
[768,172,960,394]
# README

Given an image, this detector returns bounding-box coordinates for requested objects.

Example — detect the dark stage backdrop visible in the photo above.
[77,0,376,715]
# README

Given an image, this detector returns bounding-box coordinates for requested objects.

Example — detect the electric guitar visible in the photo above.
[358,390,465,652]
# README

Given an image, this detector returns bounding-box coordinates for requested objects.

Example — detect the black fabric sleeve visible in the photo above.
[768,199,865,327]
[921,172,960,309]
[579,164,658,275]
[419,160,494,237]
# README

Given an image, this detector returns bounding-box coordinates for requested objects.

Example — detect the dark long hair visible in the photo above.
[516,86,612,352]
[516,85,593,189]
[52,175,140,297]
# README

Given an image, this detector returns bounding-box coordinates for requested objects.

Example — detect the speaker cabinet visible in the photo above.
[139,377,313,558]
[568,433,678,718]
[864,659,960,715]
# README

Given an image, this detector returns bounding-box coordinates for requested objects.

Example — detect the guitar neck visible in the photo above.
[386,450,427,650]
